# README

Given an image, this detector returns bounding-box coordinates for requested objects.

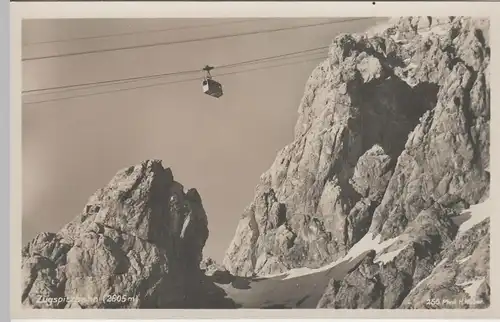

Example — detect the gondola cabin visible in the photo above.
[201,65,223,99]
[202,78,223,98]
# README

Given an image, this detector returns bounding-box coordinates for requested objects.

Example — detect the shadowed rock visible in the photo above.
[22,160,235,308]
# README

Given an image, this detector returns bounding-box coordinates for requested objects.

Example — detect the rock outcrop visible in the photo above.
[399,218,490,309]
[201,257,232,282]
[22,160,234,308]
[223,16,490,309]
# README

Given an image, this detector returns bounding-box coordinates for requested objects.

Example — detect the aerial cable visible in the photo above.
[23,46,329,94]
[23,18,268,46]
[22,17,373,62]
[23,55,327,105]
[22,20,456,98]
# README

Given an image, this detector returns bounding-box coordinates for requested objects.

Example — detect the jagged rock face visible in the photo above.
[317,250,386,309]
[400,218,490,309]
[370,17,490,240]
[200,257,228,276]
[223,14,490,290]
[319,217,490,309]
[21,160,212,308]
[318,204,460,309]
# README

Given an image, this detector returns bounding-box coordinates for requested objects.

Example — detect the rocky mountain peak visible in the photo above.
[223,16,490,302]
[22,160,220,308]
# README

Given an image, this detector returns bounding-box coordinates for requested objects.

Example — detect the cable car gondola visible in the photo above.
[201,65,223,99]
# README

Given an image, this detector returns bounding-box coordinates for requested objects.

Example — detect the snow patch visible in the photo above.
[457,199,491,235]
[457,277,486,299]
[281,233,399,280]
[259,271,287,279]
[282,267,320,280]
[436,257,449,267]
[375,246,406,264]
[407,62,418,69]
[457,255,472,264]
[347,232,399,260]
[180,214,191,239]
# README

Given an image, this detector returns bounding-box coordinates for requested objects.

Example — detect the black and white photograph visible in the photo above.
[19,15,491,310]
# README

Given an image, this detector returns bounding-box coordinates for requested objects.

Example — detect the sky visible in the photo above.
[22,17,384,262]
